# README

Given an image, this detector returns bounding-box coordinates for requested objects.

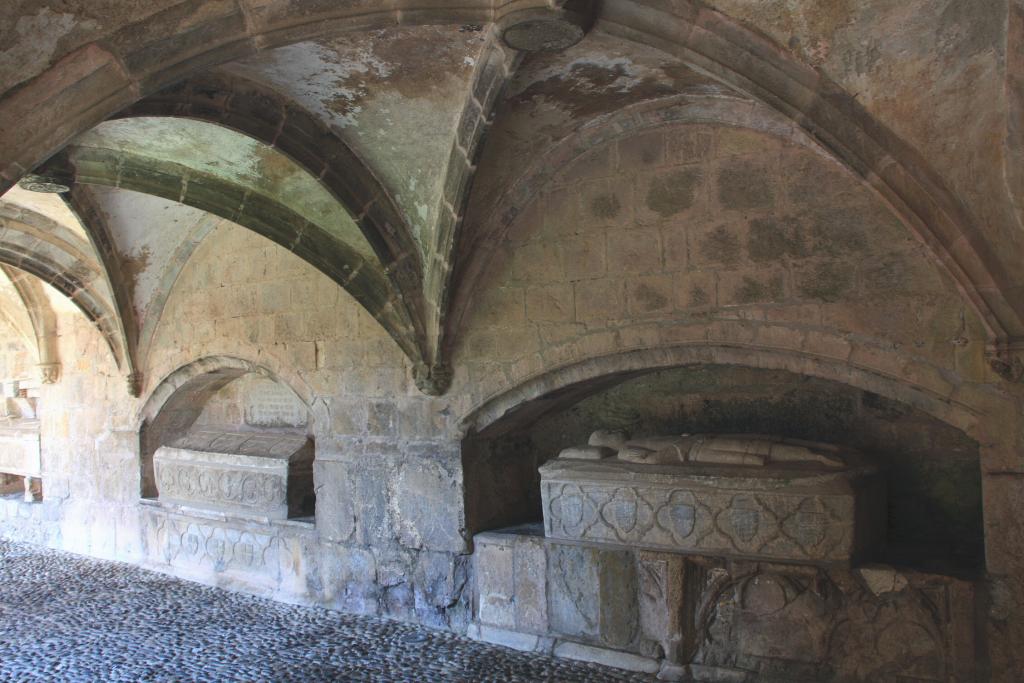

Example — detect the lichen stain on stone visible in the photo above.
[735,275,783,304]
[717,161,773,210]
[689,286,709,307]
[797,262,854,302]
[511,58,679,121]
[748,217,806,262]
[807,209,867,256]
[589,193,621,219]
[119,246,151,319]
[700,226,741,266]
[863,254,910,292]
[646,169,702,217]
[634,283,668,312]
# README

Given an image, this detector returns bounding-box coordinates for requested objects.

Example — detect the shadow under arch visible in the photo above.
[459,344,999,573]
[137,355,317,501]
[461,344,990,442]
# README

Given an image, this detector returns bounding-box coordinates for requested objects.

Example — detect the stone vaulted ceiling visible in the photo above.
[0,0,1021,393]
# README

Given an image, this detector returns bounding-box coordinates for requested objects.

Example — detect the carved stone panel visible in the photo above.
[154,429,313,520]
[540,457,884,563]
[694,562,977,682]
[0,423,40,477]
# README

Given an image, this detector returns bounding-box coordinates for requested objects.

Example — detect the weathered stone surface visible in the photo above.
[0,6,1020,680]
[1,538,657,682]
[541,433,884,563]
[476,539,515,628]
[553,641,660,675]
[695,561,978,682]
[154,429,314,520]
[0,422,40,479]
[472,527,978,682]
[637,551,687,664]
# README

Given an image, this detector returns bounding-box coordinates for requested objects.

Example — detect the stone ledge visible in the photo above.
[465,623,551,653]
[552,641,660,675]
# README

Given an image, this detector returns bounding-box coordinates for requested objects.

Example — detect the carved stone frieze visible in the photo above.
[472,528,978,682]
[540,433,884,563]
[694,562,977,682]
[156,462,286,510]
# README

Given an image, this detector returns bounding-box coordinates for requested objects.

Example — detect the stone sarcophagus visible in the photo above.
[0,422,41,477]
[154,430,314,520]
[0,421,42,501]
[539,432,885,564]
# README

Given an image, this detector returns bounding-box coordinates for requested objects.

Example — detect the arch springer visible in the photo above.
[414,362,453,396]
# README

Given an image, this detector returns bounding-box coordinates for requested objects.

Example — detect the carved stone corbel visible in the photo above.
[38,363,61,385]
[413,362,453,396]
[987,340,1024,383]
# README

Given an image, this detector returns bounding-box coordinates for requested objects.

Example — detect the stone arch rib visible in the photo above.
[112,71,426,349]
[60,146,424,363]
[0,0,1016,372]
[460,343,994,445]
[64,185,142,391]
[0,265,60,382]
[0,235,127,372]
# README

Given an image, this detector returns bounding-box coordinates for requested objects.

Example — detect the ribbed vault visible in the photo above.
[0,0,1019,389]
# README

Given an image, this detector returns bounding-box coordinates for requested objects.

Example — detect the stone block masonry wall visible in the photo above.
[0,317,32,381]
[0,118,1021,678]
[454,122,989,404]
[0,309,138,561]
[2,221,475,629]
[137,223,474,627]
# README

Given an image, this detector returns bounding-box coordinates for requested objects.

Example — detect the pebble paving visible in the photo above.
[0,540,657,682]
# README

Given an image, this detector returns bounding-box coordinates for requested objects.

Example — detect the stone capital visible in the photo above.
[38,362,61,384]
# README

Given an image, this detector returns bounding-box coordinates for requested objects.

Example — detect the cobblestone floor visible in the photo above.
[0,540,657,682]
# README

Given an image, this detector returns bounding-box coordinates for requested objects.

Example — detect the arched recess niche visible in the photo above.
[138,356,316,522]
[462,363,984,575]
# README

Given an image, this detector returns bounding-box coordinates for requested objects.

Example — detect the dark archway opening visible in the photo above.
[464,364,983,575]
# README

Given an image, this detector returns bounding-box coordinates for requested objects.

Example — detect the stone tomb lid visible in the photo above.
[540,432,878,493]
[539,457,874,495]
[169,429,309,461]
